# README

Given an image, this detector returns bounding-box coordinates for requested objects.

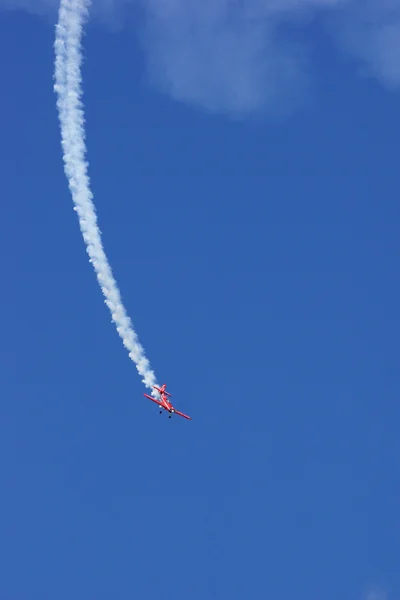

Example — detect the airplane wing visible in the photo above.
[143,393,164,407]
[144,393,191,420]
[174,409,192,420]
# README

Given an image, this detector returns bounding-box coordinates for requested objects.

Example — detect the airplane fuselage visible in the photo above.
[143,384,191,420]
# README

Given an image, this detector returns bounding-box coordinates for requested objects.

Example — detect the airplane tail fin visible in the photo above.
[154,384,171,397]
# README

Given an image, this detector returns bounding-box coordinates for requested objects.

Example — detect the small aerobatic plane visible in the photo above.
[144,384,191,420]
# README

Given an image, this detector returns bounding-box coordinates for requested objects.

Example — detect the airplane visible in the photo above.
[143,384,191,420]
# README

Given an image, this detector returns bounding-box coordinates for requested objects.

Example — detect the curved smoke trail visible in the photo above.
[54,0,158,392]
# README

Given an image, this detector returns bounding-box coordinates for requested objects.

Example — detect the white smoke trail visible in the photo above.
[54,0,158,393]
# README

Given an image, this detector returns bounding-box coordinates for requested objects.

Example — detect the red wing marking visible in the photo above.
[174,409,192,420]
[144,393,191,420]
[143,393,164,407]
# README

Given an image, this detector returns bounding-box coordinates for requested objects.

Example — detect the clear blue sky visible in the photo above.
[1,3,399,599]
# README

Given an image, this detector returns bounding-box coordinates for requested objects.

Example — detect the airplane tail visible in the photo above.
[154,384,171,397]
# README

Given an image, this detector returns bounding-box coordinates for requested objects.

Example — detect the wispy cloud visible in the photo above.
[4,0,400,116]
[366,589,387,600]
[334,0,400,89]
[140,0,312,118]
[139,0,400,116]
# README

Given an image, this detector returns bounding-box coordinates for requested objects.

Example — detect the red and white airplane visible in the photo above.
[144,384,191,420]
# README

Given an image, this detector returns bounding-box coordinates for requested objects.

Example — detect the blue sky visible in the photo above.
[1,1,400,599]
